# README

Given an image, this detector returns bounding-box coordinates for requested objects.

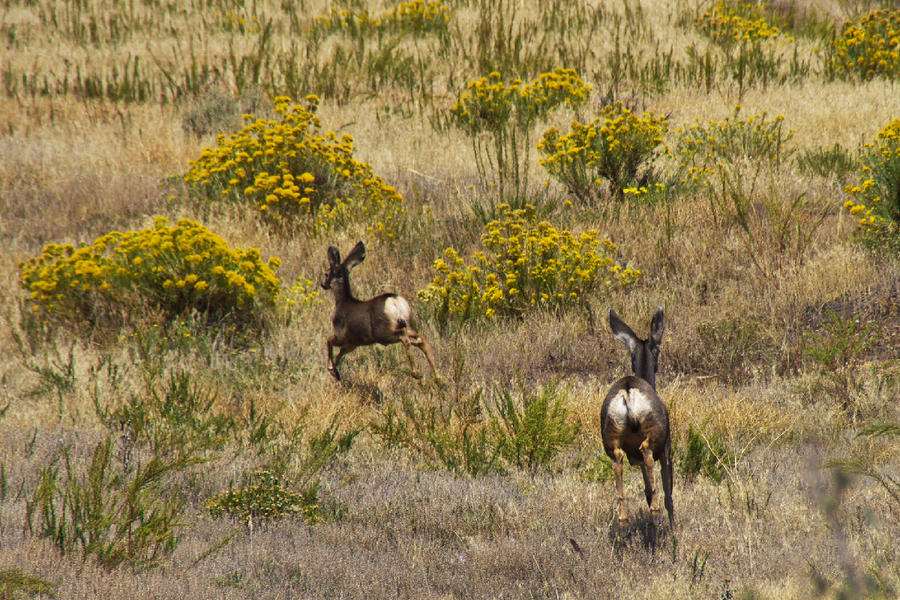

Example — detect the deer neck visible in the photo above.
[633,344,657,390]
[330,275,357,307]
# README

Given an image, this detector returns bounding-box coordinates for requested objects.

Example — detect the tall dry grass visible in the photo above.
[1,0,899,598]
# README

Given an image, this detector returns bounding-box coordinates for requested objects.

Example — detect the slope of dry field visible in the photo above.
[1,0,898,598]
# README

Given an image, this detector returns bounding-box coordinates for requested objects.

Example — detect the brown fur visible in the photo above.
[600,308,674,527]
[322,241,439,382]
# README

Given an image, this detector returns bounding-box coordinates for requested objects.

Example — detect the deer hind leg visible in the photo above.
[613,447,628,526]
[408,331,439,381]
[660,440,675,527]
[639,438,660,516]
[398,336,422,379]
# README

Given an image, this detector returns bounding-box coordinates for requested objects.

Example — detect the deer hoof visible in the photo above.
[328,367,341,381]
[618,517,629,527]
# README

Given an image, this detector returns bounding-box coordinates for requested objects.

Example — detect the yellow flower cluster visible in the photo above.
[694,1,785,45]
[216,10,261,33]
[451,68,591,135]
[183,96,404,239]
[673,105,793,185]
[313,0,451,37]
[830,9,900,80]
[537,102,668,202]
[285,277,322,308]
[19,217,282,331]
[843,119,900,247]
[418,204,640,324]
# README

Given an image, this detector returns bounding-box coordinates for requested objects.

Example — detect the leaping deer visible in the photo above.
[321,241,439,382]
[600,307,674,527]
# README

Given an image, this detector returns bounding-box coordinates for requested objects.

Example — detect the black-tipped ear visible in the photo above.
[327,246,341,266]
[609,309,639,354]
[650,307,664,346]
[343,241,366,269]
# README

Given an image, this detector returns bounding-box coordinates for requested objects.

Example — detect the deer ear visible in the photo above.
[343,241,366,269]
[609,310,639,354]
[327,246,341,266]
[650,307,664,346]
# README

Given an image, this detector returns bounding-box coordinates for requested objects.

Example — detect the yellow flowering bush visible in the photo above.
[418,204,640,325]
[313,0,451,38]
[206,471,319,526]
[450,68,592,198]
[19,217,281,332]
[694,1,784,46]
[673,106,793,187]
[537,102,668,202]
[843,119,900,251]
[829,9,900,80]
[183,95,404,239]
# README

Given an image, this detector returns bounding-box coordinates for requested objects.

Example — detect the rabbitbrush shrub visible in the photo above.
[672,105,794,187]
[538,101,668,202]
[313,0,451,38]
[844,118,900,253]
[418,204,639,326]
[449,68,591,198]
[19,217,281,333]
[829,9,900,81]
[183,95,405,238]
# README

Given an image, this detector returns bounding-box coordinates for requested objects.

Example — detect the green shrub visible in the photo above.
[843,118,900,253]
[804,310,874,418]
[206,470,319,526]
[0,568,58,598]
[796,143,858,179]
[19,217,281,333]
[417,204,640,326]
[677,425,731,484]
[370,382,581,476]
[26,437,203,570]
[182,95,405,238]
[371,389,502,477]
[489,381,581,474]
[538,101,668,202]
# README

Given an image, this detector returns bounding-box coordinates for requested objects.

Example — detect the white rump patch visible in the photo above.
[607,389,655,427]
[384,296,411,325]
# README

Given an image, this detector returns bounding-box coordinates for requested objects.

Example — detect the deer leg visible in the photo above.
[326,336,340,380]
[613,447,628,526]
[640,438,660,516]
[331,344,357,381]
[660,440,675,527]
[408,331,440,382]
[398,337,422,379]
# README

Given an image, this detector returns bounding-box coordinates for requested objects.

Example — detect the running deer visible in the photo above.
[321,241,439,382]
[600,307,674,527]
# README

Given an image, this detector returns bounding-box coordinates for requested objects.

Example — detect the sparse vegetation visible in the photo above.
[1,0,899,597]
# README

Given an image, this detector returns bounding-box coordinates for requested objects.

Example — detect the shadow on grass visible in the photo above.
[607,511,672,552]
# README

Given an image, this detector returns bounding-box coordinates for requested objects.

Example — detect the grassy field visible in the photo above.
[2,0,900,598]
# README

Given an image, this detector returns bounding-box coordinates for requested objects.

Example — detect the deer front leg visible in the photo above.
[613,447,628,526]
[640,438,660,516]
[326,336,340,380]
[331,344,357,381]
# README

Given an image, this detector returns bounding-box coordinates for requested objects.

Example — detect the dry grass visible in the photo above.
[2,0,900,597]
